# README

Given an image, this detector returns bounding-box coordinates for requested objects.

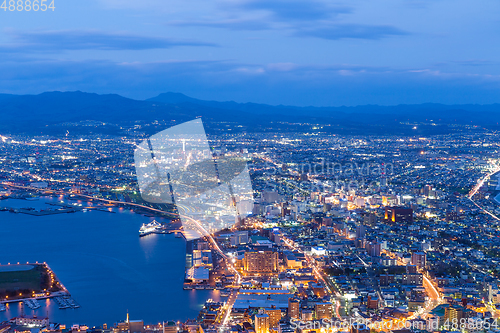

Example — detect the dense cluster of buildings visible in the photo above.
[2,128,500,332]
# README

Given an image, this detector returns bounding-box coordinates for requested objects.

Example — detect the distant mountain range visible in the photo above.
[0,91,500,135]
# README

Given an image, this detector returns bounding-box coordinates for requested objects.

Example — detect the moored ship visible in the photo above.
[139,220,163,237]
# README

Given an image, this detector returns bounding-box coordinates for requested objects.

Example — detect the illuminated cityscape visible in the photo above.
[1,123,500,332]
[2,0,500,332]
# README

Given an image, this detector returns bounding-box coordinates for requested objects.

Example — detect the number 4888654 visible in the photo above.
[1,0,55,11]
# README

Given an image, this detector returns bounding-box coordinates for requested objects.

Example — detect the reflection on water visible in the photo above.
[0,197,219,326]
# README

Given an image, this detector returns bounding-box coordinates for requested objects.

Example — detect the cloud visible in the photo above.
[1,58,500,106]
[0,30,217,53]
[267,63,299,72]
[169,0,352,32]
[236,0,351,21]
[170,18,272,31]
[295,23,409,40]
[167,1,407,42]
[452,60,496,67]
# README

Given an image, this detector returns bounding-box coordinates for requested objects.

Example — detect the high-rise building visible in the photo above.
[244,251,279,274]
[423,184,432,197]
[314,302,332,319]
[385,206,413,223]
[365,241,381,257]
[254,312,270,333]
[411,252,426,268]
[192,250,213,268]
[445,305,464,322]
[280,202,291,217]
[363,213,377,226]
[288,298,300,319]
[356,225,366,239]
[264,307,282,328]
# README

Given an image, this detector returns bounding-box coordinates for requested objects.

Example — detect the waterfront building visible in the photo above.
[129,320,144,333]
[192,250,213,268]
[163,321,177,333]
[10,316,49,327]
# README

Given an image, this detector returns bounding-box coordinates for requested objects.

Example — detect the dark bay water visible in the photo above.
[0,197,220,326]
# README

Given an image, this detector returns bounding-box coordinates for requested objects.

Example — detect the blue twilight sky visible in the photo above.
[0,0,499,106]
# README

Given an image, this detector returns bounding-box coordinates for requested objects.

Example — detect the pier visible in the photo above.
[0,201,118,216]
[0,262,74,308]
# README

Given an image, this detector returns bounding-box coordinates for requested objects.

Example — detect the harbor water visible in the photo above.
[0,197,221,326]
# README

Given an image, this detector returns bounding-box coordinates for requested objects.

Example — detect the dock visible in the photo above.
[53,296,80,309]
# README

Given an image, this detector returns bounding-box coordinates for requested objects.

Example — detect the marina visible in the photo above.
[54,296,80,309]
[0,201,117,216]
[23,299,41,310]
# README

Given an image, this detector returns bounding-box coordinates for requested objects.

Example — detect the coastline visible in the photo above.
[0,195,212,326]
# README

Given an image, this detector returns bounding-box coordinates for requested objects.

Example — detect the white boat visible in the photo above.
[0,303,6,312]
[139,220,163,237]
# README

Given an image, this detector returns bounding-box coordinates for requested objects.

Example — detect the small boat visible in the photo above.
[0,303,6,312]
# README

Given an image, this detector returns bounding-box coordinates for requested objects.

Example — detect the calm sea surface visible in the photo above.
[0,197,220,326]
